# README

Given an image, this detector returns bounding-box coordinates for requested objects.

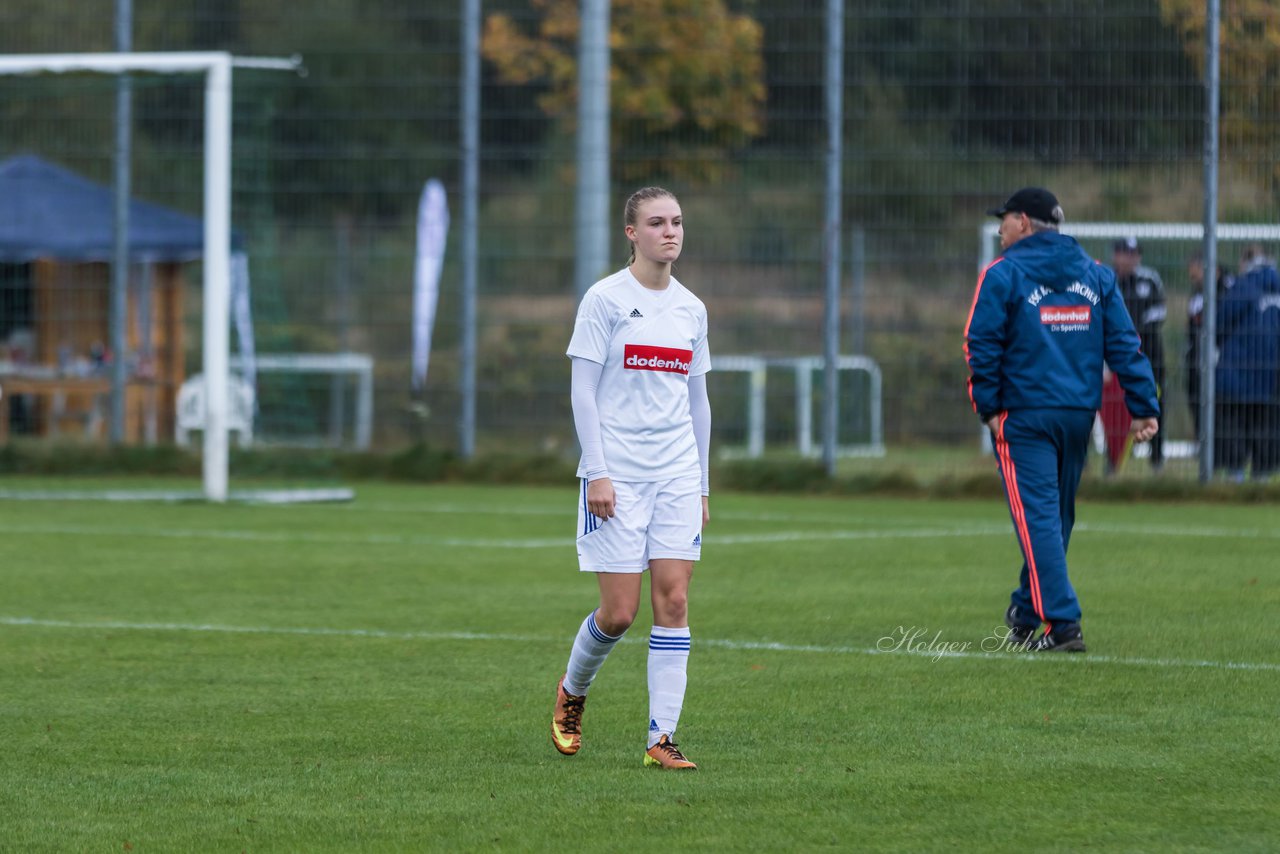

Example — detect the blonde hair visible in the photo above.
[624,186,679,263]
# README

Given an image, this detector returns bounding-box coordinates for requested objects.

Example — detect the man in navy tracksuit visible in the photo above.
[965,188,1160,652]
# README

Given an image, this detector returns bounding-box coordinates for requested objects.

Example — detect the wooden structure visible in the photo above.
[0,155,206,444]
[27,260,185,441]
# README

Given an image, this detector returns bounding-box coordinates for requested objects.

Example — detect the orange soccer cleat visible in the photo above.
[551,675,586,755]
[643,735,697,770]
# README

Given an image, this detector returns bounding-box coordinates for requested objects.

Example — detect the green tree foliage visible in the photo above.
[482,0,767,184]
[226,0,462,221]
[0,0,463,222]
[843,0,1201,161]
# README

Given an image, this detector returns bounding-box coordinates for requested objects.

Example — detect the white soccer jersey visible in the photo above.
[567,267,711,482]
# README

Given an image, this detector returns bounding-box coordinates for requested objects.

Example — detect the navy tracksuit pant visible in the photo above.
[992,408,1095,627]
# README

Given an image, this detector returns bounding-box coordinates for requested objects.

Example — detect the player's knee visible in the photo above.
[655,591,688,625]
[595,605,637,636]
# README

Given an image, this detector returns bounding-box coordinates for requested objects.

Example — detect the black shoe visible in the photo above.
[1026,623,1086,653]
[1003,605,1039,648]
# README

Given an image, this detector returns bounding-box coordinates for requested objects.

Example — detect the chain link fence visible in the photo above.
[1,1,1276,481]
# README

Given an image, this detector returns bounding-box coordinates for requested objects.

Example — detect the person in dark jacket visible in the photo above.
[1215,246,1280,480]
[1111,237,1167,470]
[965,187,1159,652]
[1185,251,1230,446]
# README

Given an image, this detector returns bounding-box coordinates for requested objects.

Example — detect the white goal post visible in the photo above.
[0,52,299,501]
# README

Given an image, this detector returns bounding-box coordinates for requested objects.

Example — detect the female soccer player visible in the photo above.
[551,186,711,771]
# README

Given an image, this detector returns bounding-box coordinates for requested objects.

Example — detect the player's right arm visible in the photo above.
[570,356,615,519]
[568,288,618,519]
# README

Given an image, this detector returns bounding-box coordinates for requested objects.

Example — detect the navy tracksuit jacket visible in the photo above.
[965,231,1159,626]
[1216,262,1280,404]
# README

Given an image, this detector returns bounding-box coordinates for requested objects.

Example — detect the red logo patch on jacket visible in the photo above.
[1040,306,1091,325]
[624,344,692,374]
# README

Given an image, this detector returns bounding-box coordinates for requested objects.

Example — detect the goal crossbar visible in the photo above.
[0,52,298,501]
[980,221,1280,270]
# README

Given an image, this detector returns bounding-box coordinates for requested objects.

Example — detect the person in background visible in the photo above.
[1185,250,1230,446]
[966,187,1159,653]
[1111,237,1167,471]
[1215,245,1280,480]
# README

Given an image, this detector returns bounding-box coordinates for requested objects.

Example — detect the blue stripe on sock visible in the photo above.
[649,639,691,651]
[587,612,620,644]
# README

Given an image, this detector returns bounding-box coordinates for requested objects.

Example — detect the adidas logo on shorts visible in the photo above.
[692,533,701,547]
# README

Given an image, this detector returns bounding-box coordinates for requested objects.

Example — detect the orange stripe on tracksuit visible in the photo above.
[990,408,1092,627]
[992,413,1045,621]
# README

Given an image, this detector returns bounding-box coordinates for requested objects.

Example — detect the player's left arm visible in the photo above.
[689,372,711,526]
[689,307,712,526]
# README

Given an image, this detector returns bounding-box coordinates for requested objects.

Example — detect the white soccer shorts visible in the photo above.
[575,474,703,572]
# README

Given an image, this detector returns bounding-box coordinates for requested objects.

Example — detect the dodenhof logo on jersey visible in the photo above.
[623,344,693,375]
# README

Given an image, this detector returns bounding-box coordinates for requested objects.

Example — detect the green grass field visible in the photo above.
[2,479,1277,851]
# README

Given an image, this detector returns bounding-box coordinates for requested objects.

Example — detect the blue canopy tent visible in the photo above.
[0,154,252,442]
[0,153,216,262]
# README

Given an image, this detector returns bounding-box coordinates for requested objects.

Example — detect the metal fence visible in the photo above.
[0,1,1276,481]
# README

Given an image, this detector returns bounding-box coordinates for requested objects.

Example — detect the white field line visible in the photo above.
[5,491,1279,540]
[0,522,568,549]
[345,502,923,525]
[0,521,1012,548]
[0,616,540,643]
[326,503,1280,540]
[2,615,1277,673]
[1,519,1277,549]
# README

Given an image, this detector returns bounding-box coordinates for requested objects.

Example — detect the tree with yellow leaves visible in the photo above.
[482,0,766,183]
[1159,1,1280,188]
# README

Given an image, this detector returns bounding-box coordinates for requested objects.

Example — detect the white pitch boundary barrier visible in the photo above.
[714,354,885,458]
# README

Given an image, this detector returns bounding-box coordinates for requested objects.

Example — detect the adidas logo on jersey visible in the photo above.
[630,308,643,318]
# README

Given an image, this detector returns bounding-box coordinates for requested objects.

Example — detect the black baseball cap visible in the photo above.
[1113,236,1141,253]
[987,187,1063,224]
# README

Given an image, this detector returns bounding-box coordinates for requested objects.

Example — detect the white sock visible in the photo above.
[647,625,691,747]
[562,610,623,696]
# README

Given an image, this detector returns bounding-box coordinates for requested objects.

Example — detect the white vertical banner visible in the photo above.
[230,251,256,393]
[412,179,449,392]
